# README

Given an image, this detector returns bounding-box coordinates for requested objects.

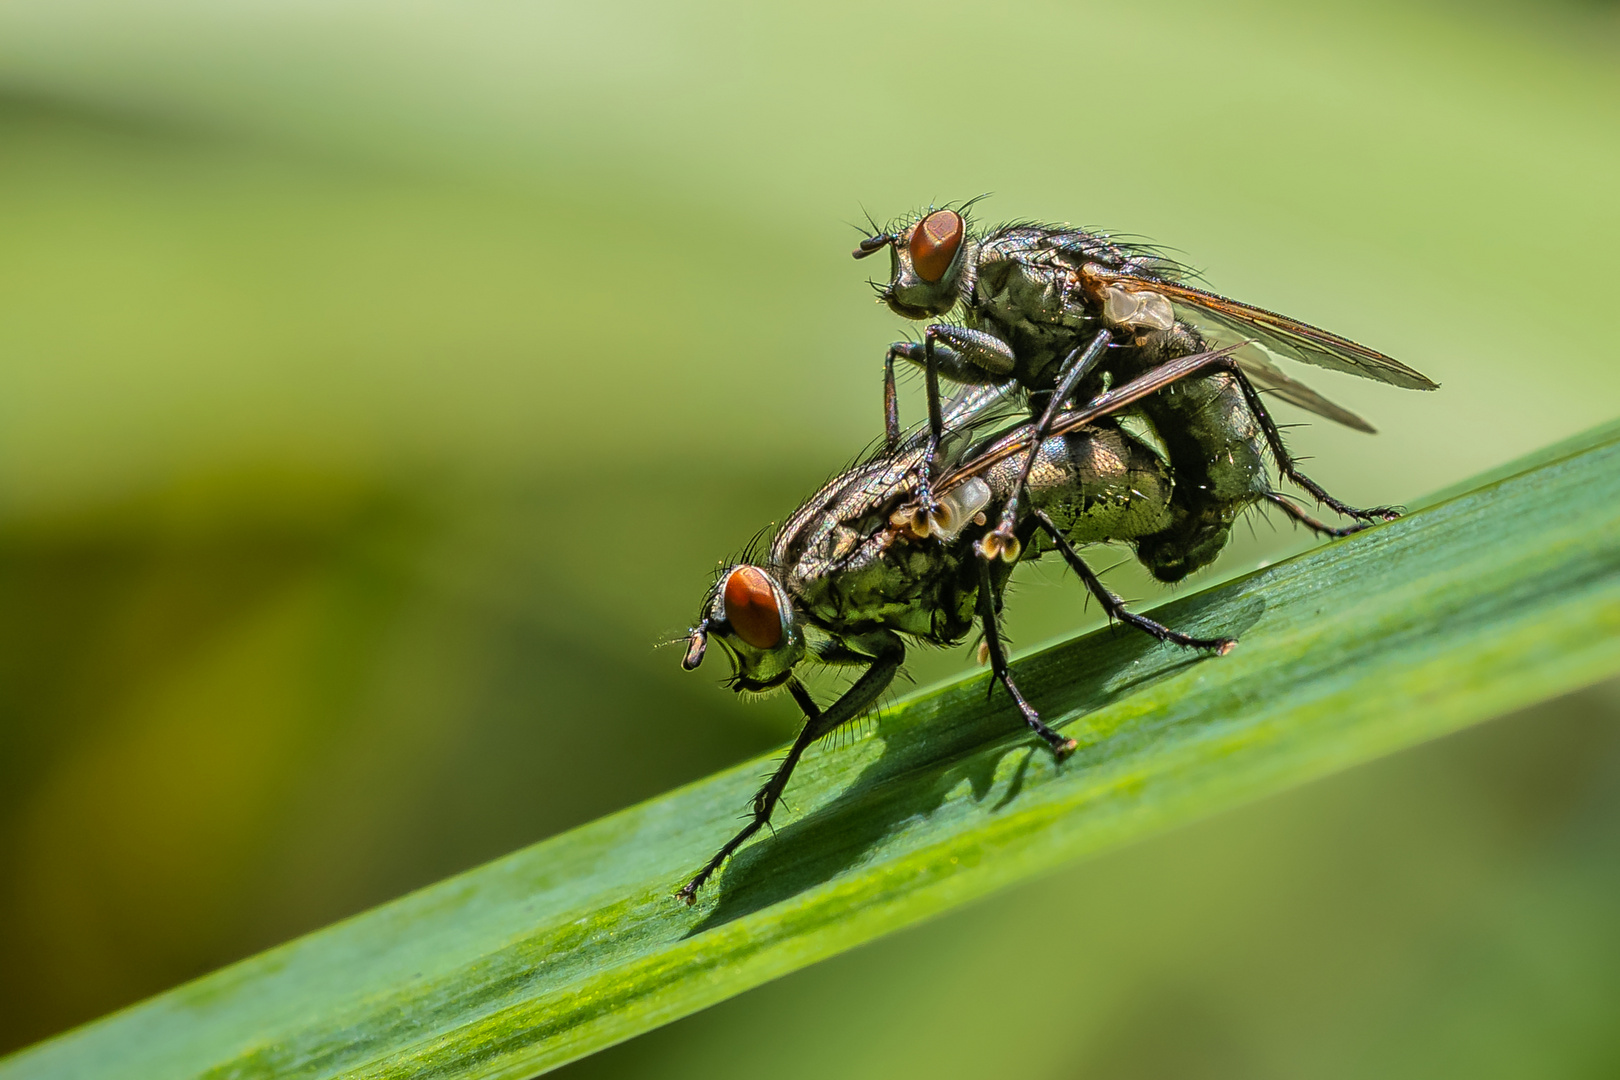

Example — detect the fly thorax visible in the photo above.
[794,520,892,584]
[797,553,928,637]
[1023,264,1073,323]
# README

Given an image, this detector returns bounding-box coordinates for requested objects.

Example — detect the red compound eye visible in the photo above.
[909,210,963,283]
[722,566,783,650]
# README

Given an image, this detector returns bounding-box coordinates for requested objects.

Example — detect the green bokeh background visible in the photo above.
[0,0,1617,1073]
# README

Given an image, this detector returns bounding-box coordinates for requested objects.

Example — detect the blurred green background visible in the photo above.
[0,0,1617,1074]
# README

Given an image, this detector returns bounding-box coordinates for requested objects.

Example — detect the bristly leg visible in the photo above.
[676,651,903,904]
[880,340,948,512]
[1229,370,1400,523]
[1262,492,1369,538]
[916,330,948,509]
[975,558,1076,758]
[882,345,905,451]
[1034,510,1237,654]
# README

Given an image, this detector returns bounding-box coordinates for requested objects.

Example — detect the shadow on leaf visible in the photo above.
[688,590,1267,932]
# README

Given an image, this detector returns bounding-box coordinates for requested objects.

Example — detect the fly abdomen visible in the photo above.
[985,422,1174,548]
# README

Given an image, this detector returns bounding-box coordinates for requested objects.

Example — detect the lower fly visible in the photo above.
[676,347,1249,903]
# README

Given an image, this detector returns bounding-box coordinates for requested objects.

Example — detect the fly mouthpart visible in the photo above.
[682,626,709,670]
[853,233,894,260]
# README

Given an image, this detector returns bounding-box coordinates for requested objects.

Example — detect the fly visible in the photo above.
[854,204,1438,579]
[676,345,1247,903]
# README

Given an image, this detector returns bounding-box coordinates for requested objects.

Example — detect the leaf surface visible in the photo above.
[6,423,1620,1080]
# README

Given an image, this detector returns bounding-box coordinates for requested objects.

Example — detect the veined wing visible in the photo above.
[896,378,1025,454]
[781,379,1027,566]
[933,343,1250,492]
[1080,265,1438,391]
[1236,349,1375,434]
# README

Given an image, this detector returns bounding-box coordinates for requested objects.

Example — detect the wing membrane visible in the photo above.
[895,379,1025,455]
[1236,349,1375,433]
[1083,267,1438,391]
[935,343,1249,492]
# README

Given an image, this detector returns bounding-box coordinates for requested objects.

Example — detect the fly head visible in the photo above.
[854,208,970,320]
[685,565,806,692]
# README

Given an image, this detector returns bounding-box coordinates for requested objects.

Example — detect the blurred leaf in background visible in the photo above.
[0,0,1616,1070]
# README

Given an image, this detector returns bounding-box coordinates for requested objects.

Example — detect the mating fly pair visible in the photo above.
[676,202,1435,902]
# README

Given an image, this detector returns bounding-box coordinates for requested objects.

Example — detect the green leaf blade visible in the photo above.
[5,428,1620,1080]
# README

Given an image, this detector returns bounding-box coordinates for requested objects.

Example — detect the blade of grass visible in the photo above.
[5,424,1620,1080]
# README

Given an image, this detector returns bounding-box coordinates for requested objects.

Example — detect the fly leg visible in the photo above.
[1262,492,1368,538]
[883,347,902,450]
[1033,509,1237,654]
[883,328,1015,451]
[883,334,953,517]
[893,329,1011,511]
[676,647,903,903]
[674,689,818,904]
[976,558,1077,759]
[1135,344,1384,582]
[978,330,1114,562]
[882,343,942,454]
[1231,373,1400,523]
[921,332,947,483]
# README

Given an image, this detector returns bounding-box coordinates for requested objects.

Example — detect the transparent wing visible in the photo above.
[934,343,1250,492]
[897,378,1026,455]
[1081,266,1438,391]
[1236,349,1376,433]
[944,379,1025,431]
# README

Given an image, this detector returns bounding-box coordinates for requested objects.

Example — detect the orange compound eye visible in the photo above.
[722,566,784,650]
[909,210,964,283]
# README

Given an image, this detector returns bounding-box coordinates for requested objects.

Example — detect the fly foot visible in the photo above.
[675,862,720,905]
[1332,501,1401,523]
[891,494,944,540]
[1308,488,1404,524]
[975,521,1022,563]
[1023,709,1078,760]
[1263,493,1387,539]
